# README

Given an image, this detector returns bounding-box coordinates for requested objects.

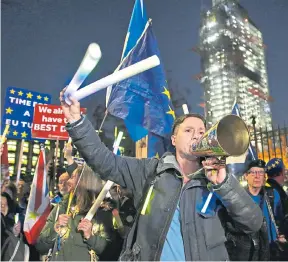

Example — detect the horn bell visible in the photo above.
[191,115,250,157]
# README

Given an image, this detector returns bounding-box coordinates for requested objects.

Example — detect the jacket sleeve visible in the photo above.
[212,174,263,234]
[66,116,158,201]
[273,190,284,224]
[84,232,110,255]
[35,206,59,254]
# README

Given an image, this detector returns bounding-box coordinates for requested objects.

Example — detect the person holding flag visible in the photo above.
[36,165,121,261]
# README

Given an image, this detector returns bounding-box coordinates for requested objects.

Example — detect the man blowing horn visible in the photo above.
[59,90,263,261]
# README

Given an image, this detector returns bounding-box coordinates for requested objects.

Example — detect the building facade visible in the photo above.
[199,0,272,130]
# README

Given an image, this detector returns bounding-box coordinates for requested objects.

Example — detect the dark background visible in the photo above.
[2,0,287,130]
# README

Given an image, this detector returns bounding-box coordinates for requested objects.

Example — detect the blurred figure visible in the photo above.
[266,158,288,214]
[58,172,70,196]
[1,181,17,201]
[0,143,4,156]
[109,185,136,238]
[50,171,70,205]
[0,135,7,157]
[66,167,80,193]
[64,142,78,176]
[1,192,21,242]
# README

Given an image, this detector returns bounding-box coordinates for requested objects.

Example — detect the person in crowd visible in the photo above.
[64,141,79,176]
[266,158,288,214]
[244,159,287,260]
[1,192,21,244]
[51,169,70,205]
[36,165,120,261]
[58,172,70,196]
[109,185,136,238]
[2,181,17,202]
[59,91,263,261]
[0,136,6,157]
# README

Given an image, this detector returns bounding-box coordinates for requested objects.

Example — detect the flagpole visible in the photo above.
[0,124,10,145]
[98,110,109,132]
[16,139,25,186]
[251,115,258,158]
[277,125,283,160]
[266,127,271,160]
[53,138,60,195]
[271,127,277,158]
[260,127,265,160]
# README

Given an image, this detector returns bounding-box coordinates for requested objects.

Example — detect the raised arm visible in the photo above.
[60,90,158,201]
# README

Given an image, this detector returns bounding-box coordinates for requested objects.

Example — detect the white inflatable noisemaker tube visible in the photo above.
[64,43,102,103]
[84,131,124,220]
[66,55,160,105]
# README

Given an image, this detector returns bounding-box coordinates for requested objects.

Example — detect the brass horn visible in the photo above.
[191,115,250,157]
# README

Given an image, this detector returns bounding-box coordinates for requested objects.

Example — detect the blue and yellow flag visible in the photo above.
[107,0,175,157]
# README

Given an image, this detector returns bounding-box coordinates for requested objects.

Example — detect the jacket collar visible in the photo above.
[156,152,182,175]
[156,152,208,187]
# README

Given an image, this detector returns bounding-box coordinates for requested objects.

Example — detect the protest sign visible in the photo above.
[1,87,51,141]
[32,105,87,140]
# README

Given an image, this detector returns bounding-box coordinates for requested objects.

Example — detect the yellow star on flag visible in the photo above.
[21,131,28,138]
[13,130,18,136]
[18,91,23,96]
[162,87,171,100]
[10,89,15,94]
[26,92,33,99]
[155,153,160,159]
[37,95,42,100]
[166,106,175,119]
[44,96,49,101]
[28,211,39,220]
[6,107,13,114]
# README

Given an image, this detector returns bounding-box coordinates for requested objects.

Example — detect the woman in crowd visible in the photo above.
[1,192,21,245]
[36,165,121,261]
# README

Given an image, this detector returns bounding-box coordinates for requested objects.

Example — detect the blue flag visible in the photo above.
[226,101,257,176]
[107,0,175,158]
[121,0,148,60]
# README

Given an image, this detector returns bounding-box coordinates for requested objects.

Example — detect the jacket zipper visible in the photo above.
[179,182,206,261]
[154,181,182,260]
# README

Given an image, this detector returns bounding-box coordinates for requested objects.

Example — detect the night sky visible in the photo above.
[1,0,287,128]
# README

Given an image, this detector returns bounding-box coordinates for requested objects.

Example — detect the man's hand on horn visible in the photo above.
[202,157,227,185]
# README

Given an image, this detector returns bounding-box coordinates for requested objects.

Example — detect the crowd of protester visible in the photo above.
[1,100,288,261]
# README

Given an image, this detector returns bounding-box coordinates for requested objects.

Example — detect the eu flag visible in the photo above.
[107,0,175,158]
[226,101,257,176]
[121,0,148,60]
